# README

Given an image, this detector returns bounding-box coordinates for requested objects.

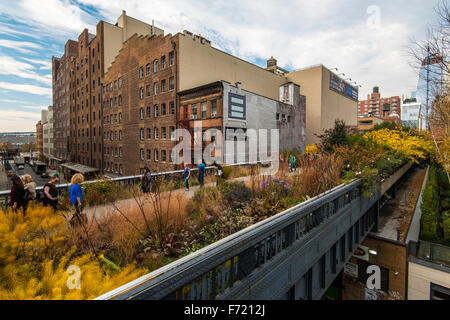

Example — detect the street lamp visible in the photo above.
[337,73,345,76]
[330,67,338,71]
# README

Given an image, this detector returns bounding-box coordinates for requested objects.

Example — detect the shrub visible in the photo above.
[0,205,146,299]
[222,166,232,179]
[442,211,450,244]
[218,181,253,210]
[420,166,440,242]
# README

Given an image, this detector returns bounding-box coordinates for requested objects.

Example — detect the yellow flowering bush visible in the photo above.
[363,128,433,163]
[305,144,319,155]
[0,205,146,300]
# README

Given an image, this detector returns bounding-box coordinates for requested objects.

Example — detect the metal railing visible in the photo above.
[0,160,269,206]
[95,178,364,300]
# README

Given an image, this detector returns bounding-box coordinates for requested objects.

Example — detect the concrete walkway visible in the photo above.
[84,174,262,219]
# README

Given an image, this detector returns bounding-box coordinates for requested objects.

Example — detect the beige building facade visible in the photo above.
[285,65,358,145]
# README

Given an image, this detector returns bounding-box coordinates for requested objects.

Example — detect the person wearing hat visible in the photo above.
[43,173,59,210]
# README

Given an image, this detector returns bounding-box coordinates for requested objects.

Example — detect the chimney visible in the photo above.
[373,86,379,94]
[235,82,242,90]
[267,56,277,68]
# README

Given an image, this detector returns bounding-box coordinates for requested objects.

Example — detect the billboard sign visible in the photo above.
[329,71,358,101]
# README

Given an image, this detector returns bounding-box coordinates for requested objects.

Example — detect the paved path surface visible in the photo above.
[372,167,427,242]
[84,175,259,219]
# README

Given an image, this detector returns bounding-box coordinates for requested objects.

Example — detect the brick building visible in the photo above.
[52,40,78,164]
[358,86,401,125]
[51,11,163,176]
[102,33,178,175]
[36,120,43,155]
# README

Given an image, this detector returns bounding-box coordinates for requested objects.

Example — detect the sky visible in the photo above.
[0,0,442,132]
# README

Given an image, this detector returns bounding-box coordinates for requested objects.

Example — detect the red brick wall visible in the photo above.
[103,34,179,175]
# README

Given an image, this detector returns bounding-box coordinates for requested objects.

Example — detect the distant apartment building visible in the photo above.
[52,40,78,164]
[36,120,43,155]
[41,106,53,158]
[401,98,422,130]
[358,87,401,125]
[357,116,384,132]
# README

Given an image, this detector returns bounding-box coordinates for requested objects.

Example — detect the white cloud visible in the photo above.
[0,110,41,131]
[76,0,424,98]
[0,55,52,86]
[22,58,52,70]
[0,82,51,96]
[0,39,42,54]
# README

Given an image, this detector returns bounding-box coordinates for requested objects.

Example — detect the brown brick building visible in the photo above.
[52,40,78,164]
[51,11,162,176]
[36,120,43,155]
[358,86,401,125]
[103,33,178,175]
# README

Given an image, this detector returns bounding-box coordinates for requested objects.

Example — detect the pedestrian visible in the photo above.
[288,154,293,173]
[183,163,191,191]
[10,174,26,212]
[197,160,206,187]
[142,166,152,197]
[69,173,87,226]
[22,174,36,201]
[43,173,59,210]
[290,154,297,172]
[214,162,224,186]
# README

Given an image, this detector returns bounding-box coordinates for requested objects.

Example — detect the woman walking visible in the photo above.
[10,174,26,212]
[69,173,86,225]
[141,167,152,197]
[43,173,59,210]
[22,174,36,201]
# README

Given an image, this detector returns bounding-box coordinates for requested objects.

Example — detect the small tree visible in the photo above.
[317,119,356,152]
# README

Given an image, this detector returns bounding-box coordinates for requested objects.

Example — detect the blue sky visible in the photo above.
[0,0,441,132]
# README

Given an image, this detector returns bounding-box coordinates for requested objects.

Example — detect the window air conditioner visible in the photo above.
[211,112,217,118]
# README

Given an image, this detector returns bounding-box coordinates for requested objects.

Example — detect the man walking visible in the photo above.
[183,163,191,191]
[198,160,206,187]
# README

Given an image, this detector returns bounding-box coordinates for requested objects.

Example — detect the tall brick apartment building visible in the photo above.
[358,86,401,125]
[52,40,77,164]
[52,11,163,176]
[103,33,178,175]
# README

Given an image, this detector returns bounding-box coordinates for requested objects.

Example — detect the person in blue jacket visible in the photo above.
[198,160,206,187]
[69,173,86,225]
[183,163,191,191]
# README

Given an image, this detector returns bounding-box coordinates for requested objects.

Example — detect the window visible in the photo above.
[201,102,207,119]
[146,84,151,96]
[140,128,144,140]
[140,149,144,161]
[119,164,123,174]
[211,100,217,117]
[161,127,167,139]
[118,95,122,106]
[139,66,144,79]
[192,103,197,119]
[170,126,175,140]
[118,77,122,88]
[169,77,175,90]
[147,106,151,118]
[276,112,280,120]
[146,63,150,76]
[153,59,158,72]
[228,93,246,119]
[154,127,159,139]
[161,150,167,162]
[140,87,144,99]
[161,103,166,115]
[154,104,159,117]
[161,79,166,92]
[119,130,122,140]
[170,101,175,114]
[119,113,122,122]
[140,108,144,120]
[154,149,159,162]
[114,80,117,89]
[147,128,151,139]
[147,149,151,160]
[161,56,166,69]
[154,82,158,95]
[169,51,174,65]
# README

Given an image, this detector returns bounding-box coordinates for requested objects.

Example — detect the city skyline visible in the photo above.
[0,0,441,131]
